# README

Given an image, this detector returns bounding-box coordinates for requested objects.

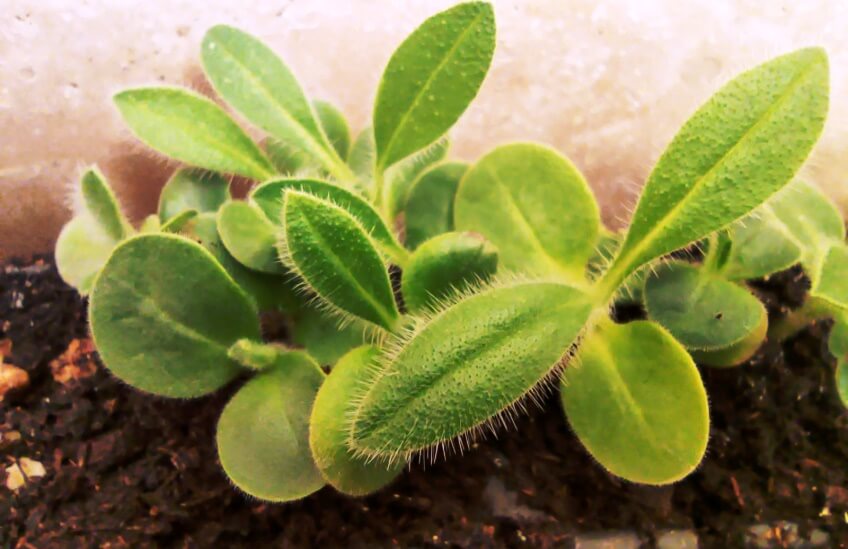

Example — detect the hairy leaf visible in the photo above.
[601,48,829,295]
[401,232,497,313]
[405,162,467,249]
[55,216,119,294]
[217,349,326,501]
[348,127,375,183]
[89,234,260,397]
[351,281,592,458]
[310,346,404,495]
[114,87,275,180]
[561,320,709,485]
[455,143,600,282]
[281,191,399,330]
[383,137,449,219]
[291,305,369,367]
[314,100,351,160]
[373,2,495,169]
[160,209,198,233]
[158,168,230,222]
[218,201,285,274]
[80,168,132,241]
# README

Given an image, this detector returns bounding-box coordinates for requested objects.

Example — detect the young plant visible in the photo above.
[59,2,499,502]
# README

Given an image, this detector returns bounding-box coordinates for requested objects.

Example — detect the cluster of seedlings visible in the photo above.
[55,1,843,501]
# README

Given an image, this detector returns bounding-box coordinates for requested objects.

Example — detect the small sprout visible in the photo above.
[404,162,468,250]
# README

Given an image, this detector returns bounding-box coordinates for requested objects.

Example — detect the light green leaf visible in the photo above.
[139,214,161,233]
[350,281,592,459]
[291,304,369,367]
[828,311,848,359]
[89,234,261,397]
[201,25,350,180]
[158,168,230,222]
[310,345,404,495]
[813,243,848,308]
[348,127,375,184]
[373,2,495,169]
[405,162,467,249]
[114,87,275,180]
[217,349,326,501]
[55,216,119,294]
[80,168,132,241]
[314,100,351,160]
[160,209,198,233]
[836,360,848,408]
[217,201,285,274]
[600,48,829,297]
[383,136,449,219]
[455,143,600,282]
[401,232,497,313]
[724,207,803,281]
[561,319,709,485]
[280,191,400,330]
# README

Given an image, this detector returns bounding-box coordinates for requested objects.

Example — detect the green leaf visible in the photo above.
[158,168,230,222]
[813,243,848,308]
[80,168,132,240]
[455,143,600,282]
[350,281,592,458]
[561,319,709,485]
[724,207,803,281]
[217,349,326,501]
[291,305,369,367]
[600,48,829,296]
[828,312,848,359]
[89,234,261,397]
[280,191,400,330]
[114,87,275,180]
[217,201,285,274]
[644,262,766,352]
[310,345,404,495]
[55,216,119,294]
[401,232,497,313]
[139,214,161,233]
[373,1,495,169]
[201,25,350,180]
[348,127,375,183]
[383,136,449,219]
[160,209,198,233]
[405,162,467,249]
[314,100,351,160]
[836,360,848,408]
[251,178,406,263]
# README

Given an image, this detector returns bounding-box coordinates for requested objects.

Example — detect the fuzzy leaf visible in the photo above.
[158,168,230,222]
[405,162,467,249]
[724,207,803,281]
[114,87,275,180]
[310,346,404,495]
[644,262,766,352]
[281,191,399,330]
[602,48,829,294]
[455,143,600,282]
[351,281,593,458]
[561,320,709,485]
[252,178,405,263]
[55,216,119,294]
[373,2,495,169]
[383,137,450,219]
[314,100,351,160]
[217,349,326,501]
[89,234,261,397]
[202,25,349,179]
[291,305,369,367]
[348,127,375,183]
[401,232,497,313]
[217,201,285,274]
[80,168,132,240]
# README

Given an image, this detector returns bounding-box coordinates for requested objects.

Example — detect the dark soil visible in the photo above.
[1,259,847,548]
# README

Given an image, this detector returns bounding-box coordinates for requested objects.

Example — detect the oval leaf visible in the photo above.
[115,87,274,180]
[603,48,829,293]
[55,216,119,294]
[291,304,369,367]
[644,262,766,351]
[202,25,348,179]
[314,100,351,160]
[373,2,495,169]
[158,168,230,222]
[405,162,468,249]
[401,232,498,313]
[455,143,600,282]
[218,201,285,274]
[89,234,261,397]
[280,191,399,330]
[350,281,593,459]
[561,320,709,485]
[310,345,404,495]
[160,209,198,233]
[81,168,131,241]
[217,350,326,501]
[348,127,375,184]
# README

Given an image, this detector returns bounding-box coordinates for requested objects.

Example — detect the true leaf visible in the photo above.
[836,360,848,408]
[812,243,848,308]
[383,136,449,219]
[291,304,369,367]
[314,100,351,160]
[280,191,399,330]
[89,234,261,397]
[218,201,285,274]
[114,87,275,180]
[158,168,230,222]
[80,168,132,240]
[55,216,119,294]
[401,232,497,313]
[348,127,375,183]
[350,281,592,458]
[373,1,495,169]
[201,25,349,180]
[455,143,600,282]
[310,345,404,495]
[405,162,467,249]
[601,48,829,296]
[561,319,709,485]
[724,206,803,281]
[160,209,198,233]
[217,349,326,501]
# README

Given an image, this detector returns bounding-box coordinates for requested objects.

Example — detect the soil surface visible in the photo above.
[1,258,847,548]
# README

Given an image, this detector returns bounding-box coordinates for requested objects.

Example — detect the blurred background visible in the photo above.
[2,0,847,258]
